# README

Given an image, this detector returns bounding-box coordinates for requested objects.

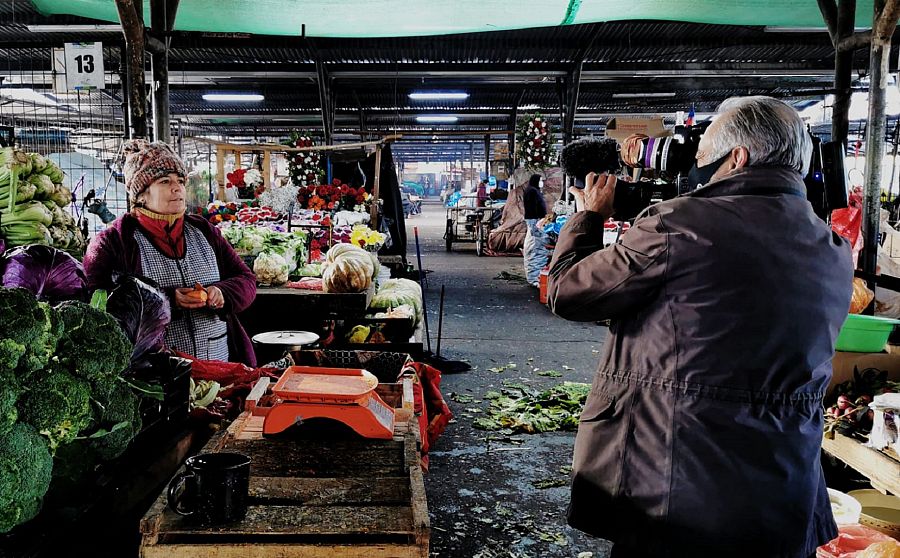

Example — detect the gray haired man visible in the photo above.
[550,96,852,558]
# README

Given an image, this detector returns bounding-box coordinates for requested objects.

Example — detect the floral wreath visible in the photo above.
[285,131,323,187]
[516,112,556,170]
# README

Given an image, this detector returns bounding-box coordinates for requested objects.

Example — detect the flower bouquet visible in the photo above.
[286,132,323,187]
[197,200,260,224]
[226,168,264,199]
[349,224,386,252]
[516,112,556,170]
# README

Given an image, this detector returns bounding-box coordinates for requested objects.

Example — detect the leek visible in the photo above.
[41,162,64,184]
[0,148,32,213]
[29,153,49,174]
[48,185,72,208]
[0,180,37,204]
[27,174,54,200]
[0,201,53,227]
[1,222,52,246]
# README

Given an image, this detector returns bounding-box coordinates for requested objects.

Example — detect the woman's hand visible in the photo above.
[206,286,225,310]
[174,287,207,310]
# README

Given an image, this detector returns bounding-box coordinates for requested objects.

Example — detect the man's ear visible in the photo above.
[732,146,750,169]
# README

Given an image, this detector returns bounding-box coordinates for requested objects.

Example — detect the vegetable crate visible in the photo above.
[139,406,428,557]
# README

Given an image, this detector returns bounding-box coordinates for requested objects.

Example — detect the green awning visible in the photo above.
[30,0,880,38]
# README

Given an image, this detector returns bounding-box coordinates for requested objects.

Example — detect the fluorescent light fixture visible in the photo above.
[611,92,677,99]
[27,24,122,33]
[202,93,265,102]
[409,92,469,100]
[416,116,459,123]
[520,104,541,110]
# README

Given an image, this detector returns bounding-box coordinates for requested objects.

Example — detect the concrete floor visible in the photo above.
[406,200,613,558]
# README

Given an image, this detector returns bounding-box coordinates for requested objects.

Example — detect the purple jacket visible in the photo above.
[83,213,258,367]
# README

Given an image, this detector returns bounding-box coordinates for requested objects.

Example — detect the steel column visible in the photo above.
[862,0,900,280]
[115,0,148,139]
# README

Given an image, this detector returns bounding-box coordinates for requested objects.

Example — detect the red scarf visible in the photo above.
[134,208,186,258]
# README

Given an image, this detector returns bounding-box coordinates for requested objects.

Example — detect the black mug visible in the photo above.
[167,452,251,524]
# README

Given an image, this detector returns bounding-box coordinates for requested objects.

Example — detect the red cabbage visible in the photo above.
[2,244,86,302]
[106,276,172,370]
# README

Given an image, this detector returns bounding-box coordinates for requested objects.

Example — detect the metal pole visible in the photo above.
[834,0,857,147]
[484,134,490,180]
[862,0,900,281]
[115,0,148,138]
[889,119,900,203]
[149,0,171,143]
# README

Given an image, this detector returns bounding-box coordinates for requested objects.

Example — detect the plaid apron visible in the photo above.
[135,223,229,361]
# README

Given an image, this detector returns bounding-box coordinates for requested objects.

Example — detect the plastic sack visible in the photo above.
[818,524,898,558]
[833,187,864,268]
[859,541,900,558]
[867,393,900,455]
[851,278,876,314]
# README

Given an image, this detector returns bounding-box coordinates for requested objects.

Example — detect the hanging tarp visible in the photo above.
[30,0,882,38]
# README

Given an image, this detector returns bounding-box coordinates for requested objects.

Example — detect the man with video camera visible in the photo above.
[549,96,853,558]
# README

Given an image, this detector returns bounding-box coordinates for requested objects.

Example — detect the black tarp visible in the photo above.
[331,145,407,260]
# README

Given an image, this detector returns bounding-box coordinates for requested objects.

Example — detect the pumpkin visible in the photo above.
[370,278,423,319]
[322,244,375,293]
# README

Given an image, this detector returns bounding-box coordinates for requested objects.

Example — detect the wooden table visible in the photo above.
[140,387,428,558]
[823,432,900,495]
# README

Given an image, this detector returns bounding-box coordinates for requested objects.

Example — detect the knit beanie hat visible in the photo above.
[122,139,187,205]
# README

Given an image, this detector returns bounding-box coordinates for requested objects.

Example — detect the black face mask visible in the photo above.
[687,152,731,190]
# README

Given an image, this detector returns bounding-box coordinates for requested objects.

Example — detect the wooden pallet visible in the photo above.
[823,432,900,496]
[139,378,427,558]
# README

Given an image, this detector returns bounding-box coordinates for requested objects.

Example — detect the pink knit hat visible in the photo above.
[122,139,187,205]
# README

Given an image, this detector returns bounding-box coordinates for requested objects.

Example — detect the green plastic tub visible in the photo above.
[835,314,900,352]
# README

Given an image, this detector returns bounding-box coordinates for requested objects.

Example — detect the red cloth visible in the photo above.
[402,361,453,470]
[135,209,186,258]
[174,351,280,410]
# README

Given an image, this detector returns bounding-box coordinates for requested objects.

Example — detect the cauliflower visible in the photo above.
[253,251,290,285]
[222,225,266,257]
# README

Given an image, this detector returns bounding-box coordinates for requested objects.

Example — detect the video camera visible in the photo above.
[560,124,848,221]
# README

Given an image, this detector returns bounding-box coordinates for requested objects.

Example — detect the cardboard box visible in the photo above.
[605,117,670,142]
[829,351,900,397]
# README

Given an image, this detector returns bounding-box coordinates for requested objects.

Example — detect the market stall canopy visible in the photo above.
[29,0,888,37]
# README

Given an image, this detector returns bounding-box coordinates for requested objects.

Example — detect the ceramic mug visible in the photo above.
[167,452,251,524]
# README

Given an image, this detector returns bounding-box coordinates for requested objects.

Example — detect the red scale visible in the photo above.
[247,366,396,439]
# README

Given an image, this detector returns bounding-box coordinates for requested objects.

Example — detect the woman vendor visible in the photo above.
[84,140,258,366]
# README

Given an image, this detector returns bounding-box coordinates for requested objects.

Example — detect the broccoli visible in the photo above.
[87,381,142,461]
[55,301,133,381]
[18,367,92,450]
[0,288,61,379]
[0,376,20,436]
[51,439,98,490]
[0,423,53,533]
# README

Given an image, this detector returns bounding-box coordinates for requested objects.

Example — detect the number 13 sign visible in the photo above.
[63,42,105,90]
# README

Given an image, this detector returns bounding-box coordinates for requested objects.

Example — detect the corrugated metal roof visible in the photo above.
[1,2,895,163]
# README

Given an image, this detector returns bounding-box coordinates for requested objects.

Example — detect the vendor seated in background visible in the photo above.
[84,140,258,366]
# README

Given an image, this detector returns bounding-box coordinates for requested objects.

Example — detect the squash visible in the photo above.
[322,244,375,293]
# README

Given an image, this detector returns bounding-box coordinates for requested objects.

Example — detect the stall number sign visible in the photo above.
[62,42,105,90]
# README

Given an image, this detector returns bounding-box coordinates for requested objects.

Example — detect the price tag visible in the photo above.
[63,42,105,90]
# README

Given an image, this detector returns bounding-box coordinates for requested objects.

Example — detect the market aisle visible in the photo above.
[407,200,612,558]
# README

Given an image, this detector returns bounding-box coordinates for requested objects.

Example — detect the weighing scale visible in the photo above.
[246,366,396,439]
